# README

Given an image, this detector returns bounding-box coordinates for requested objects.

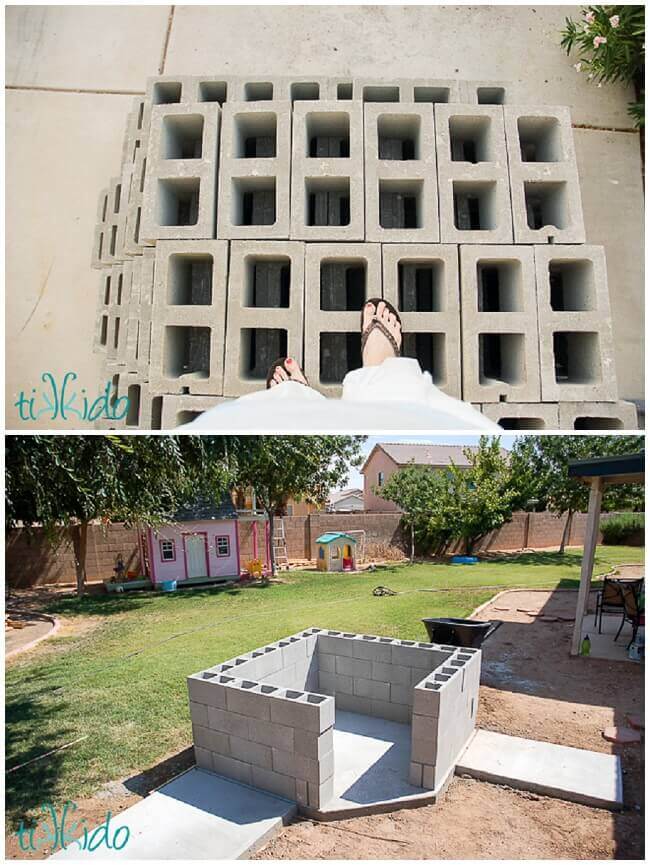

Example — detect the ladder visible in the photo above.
[272,518,289,570]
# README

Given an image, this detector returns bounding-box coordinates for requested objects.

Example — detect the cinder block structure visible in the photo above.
[504,105,585,244]
[224,241,305,396]
[188,628,481,812]
[435,104,513,244]
[364,103,439,243]
[88,73,636,430]
[460,244,541,403]
[303,243,382,396]
[382,243,461,397]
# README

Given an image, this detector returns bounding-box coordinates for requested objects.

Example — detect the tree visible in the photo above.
[5,435,234,595]
[509,435,644,553]
[378,437,516,557]
[233,436,365,575]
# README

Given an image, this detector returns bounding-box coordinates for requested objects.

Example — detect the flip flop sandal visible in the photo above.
[360,298,402,357]
[265,357,310,389]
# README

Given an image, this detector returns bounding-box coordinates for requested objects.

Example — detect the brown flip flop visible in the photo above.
[266,357,310,389]
[360,298,402,357]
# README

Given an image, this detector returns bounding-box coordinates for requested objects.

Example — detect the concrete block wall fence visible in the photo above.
[187,628,481,811]
[90,74,637,430]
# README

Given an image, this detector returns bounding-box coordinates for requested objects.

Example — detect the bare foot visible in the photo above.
[361,300,402,367]
[268,357,309,389]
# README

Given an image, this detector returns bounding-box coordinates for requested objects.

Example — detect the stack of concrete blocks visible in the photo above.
[187,628,481,814]
[89,75,638,430]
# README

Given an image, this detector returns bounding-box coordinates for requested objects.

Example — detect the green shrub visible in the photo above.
[561,6,645,127]
[601,513,645,544]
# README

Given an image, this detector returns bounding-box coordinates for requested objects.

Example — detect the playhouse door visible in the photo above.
[185,535,208,579]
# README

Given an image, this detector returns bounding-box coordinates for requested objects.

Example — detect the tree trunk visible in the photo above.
[410,524,415,562]
[71,522,88,597]
[267,509,276,578]
[559,510,573,555]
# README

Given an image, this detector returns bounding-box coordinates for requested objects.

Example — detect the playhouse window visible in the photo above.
[332,546,340,560]
[160,539,176,562]
[318,547,325,559]
[377,471,384,487]
[216,535,230,557]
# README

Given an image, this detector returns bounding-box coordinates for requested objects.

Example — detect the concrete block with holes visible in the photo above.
[224,241,305,396]
[290,100,365,241]
[480,402,560,430]
[148,239,229,395]
[152,394,227,429]
[435,104,513,244]
[382,243,461,398]
[459,80,510,105]
[558,401,638,431]
[92,177,127,268]
[217,100,291,240]
[460,244,541,403]
[504,105,585,244]
[141,102,221,242]
[303,242,382,396]
[364,103,439,243]
[534,244,618,402]
[352,78,460,105]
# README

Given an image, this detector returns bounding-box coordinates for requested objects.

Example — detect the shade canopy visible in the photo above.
[568,451,644,486]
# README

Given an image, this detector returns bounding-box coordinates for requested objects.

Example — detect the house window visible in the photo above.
[160,539,176,562]
[286,504,294,515]
[377,471,384,487]
[216,535,230,557]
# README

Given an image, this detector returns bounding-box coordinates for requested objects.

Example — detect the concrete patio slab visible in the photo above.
[6,6,170,92]
[581,613,638,663]
[51,768,296,860]
[456,729,623,810]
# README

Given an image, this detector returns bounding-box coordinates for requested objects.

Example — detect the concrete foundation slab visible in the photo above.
[456,729,623,810]
[51,767,296,860]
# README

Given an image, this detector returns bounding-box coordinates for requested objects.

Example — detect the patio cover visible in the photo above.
[567,452,644,655]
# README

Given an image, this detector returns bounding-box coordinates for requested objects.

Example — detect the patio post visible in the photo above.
[570,476,604,655]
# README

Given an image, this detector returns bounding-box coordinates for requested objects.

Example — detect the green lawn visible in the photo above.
[5,546,643,827]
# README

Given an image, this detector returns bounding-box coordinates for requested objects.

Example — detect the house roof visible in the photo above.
[171,493,238,523]
[316,532,357,545]
[328,488,363,504]
[362,442,509,472]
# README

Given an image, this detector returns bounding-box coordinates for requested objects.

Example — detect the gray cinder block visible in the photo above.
[480,402,560,430]
[251,765,297,801]
[558,401,638,430]
[224,241,305,395]
[460,244,542,403]
[213,753,253,786]
[435,104,513,244]
[382,242,461,398]
[194,746,213,772]
[141,101,221,242]
[155,394,226,430]
[364,103,439,242]
[303,242,382,397]
[290,101,365,241]
[504,105,585,244]
[459,81,509,106]
[148,239,228,396]
[534,244,618,402]
[217,101,291,239]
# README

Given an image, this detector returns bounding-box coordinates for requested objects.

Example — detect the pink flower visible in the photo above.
[584,10,595,24]
[593,35,607,47]
[573,62,583,72]
[609,15,620,28]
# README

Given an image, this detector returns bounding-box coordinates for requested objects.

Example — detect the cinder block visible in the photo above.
[217,101,291,239]
[389,683,413,706]
[141,102,221,242]
[224,241,305,395]
[272,748,331,784]
[351,635,394,663]
[249,644,286,679]
[370,700,411,724]
[371,661,412,685]
[382,243,461,398]
[187,674,228,708]
[148,239,228,396]
[402,79,461,104]
[534,245,618,402]
[213,753,253,786]
[194,746,213,771]
[230,734,273,769]
[504,105,585,243]
[295,778,309,807]
[480,402,559,430]
[558,401,639,430]
[409,761,423,787]
[269,691,334,733]
[281,77,331,102]
[421,764,435,790]
[290,101,365,241]
[156,394,226,429]
[460,244,542,403]
[353,677,390,702]
[189,701,209,727]
[335,656,372,680]
[293,727,334,761]
[303,242,382,397]
[390,642,445,670]
[435,104,513,243]
[364,103,439,242]
[207,705,251,738]
[92,177,128,267]
[225,681,277,720]
[412,680,444,718]
[459,81,510,105]
[228,77,284,103]
[192,724,231,755]
[308,775,334,809]
[318,652,336,673]
[183,76,234,106]
[251,765,296,801]
[334,692,372,715]
[317,633,356,657]
[145,75,197,108]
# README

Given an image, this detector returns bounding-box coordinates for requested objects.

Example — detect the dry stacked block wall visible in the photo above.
[90,75,637,430]
[187,628,481,810]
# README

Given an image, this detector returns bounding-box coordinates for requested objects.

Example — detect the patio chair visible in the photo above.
[616,583,644,649]
[594,577,643,634]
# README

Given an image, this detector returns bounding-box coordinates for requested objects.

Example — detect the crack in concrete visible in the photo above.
[159,5,176,75]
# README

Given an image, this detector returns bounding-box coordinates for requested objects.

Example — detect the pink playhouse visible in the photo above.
[141,495,270,587]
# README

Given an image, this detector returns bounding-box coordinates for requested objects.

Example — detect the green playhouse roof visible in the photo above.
[316,532,357,544]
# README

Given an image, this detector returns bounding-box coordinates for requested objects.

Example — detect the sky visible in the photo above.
[339,434,517,491]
